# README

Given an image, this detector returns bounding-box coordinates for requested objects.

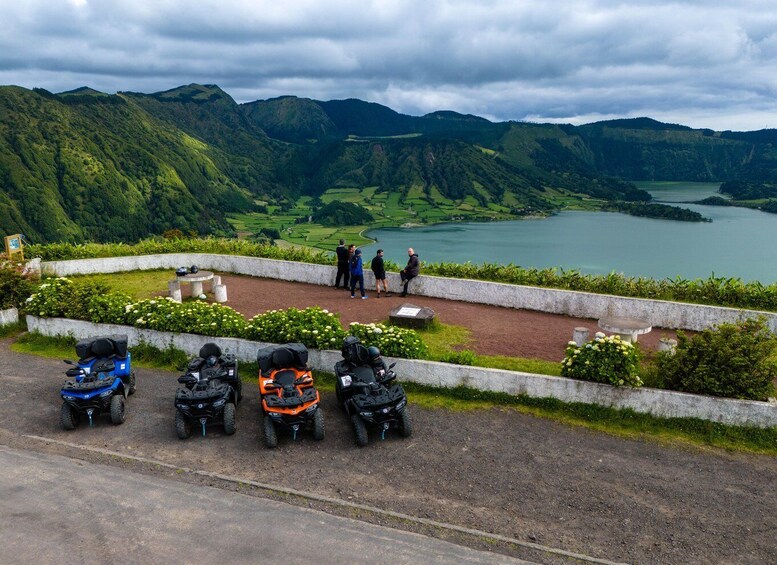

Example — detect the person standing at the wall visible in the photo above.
[334,239,349,289]
[400,247,419,297]
[371,249,390,298]
[349,248,367,299]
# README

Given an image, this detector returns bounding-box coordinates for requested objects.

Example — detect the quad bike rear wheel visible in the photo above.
[110,394,126,425]
[175,411,192,439]
[351,414,368,447]
[236,378,243,402]
[398,409,413,438]
[312,408,325,441]
[223,402,236,435]
[128,372,136,395]
[263,415,278,448]
[60,402,79,430]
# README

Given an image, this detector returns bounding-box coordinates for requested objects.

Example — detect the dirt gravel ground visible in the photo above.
[2,338,775,564]
[181,274,681,360]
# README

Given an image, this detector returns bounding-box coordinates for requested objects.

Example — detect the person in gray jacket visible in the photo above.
[399,247,419,297]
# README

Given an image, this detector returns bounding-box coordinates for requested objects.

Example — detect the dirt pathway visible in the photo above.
[194,275,680,361]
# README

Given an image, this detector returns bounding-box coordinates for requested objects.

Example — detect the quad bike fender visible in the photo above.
[261,391,320,416]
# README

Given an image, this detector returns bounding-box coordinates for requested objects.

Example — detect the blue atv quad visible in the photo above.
[59,335,136,430]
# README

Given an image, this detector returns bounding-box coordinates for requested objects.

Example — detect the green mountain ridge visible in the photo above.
[2,83,777,243]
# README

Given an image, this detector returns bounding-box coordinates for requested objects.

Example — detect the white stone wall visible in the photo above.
[27,315,777,428]
[0,307,19,326]
[41,253,777,332]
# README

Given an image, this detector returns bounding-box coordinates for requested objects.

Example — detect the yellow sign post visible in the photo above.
[4,234,23,262]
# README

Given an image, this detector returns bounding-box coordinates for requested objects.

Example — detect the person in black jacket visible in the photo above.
[334,239,350,289]
[400,247,419,297]
[371,249,390,298]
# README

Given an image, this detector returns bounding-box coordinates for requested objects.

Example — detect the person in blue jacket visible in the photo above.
[349,248,367,299]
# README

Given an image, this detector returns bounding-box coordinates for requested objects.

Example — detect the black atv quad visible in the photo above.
[174,342,241,439]
[334,336,413,446]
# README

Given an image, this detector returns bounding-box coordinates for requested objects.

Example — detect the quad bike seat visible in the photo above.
[350,365,377,384]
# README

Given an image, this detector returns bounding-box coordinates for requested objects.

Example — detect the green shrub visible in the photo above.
[438,349,477,365]
[652,318,777,401]
[562,332,642,387]
[0,265,36,309]
[245,306,346,349]
[125,298,248,337]
[349,322,428,359]
[61,280,111,320]
[88,293,134,324]
[27,237,330,265]
[24,277,75,317]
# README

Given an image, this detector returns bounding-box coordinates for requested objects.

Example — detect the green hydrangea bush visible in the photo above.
[562,332,642,387]
[125,298,248,337]
[245,306,346,349]
[24,277,75,318]
[88,292,134,324]
[349,322,428,359]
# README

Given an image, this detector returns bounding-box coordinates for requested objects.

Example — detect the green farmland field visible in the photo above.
[229,185,531,251]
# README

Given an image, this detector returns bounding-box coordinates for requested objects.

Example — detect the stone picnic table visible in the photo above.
[597,316,652,343]
[168,271,228,303]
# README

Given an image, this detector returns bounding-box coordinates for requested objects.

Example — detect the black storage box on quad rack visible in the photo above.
[75,335,129,360]
[257,342,308,375]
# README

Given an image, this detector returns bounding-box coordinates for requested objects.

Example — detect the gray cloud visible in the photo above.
[2,0,777,130]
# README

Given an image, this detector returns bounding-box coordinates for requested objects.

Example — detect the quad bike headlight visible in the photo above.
[305,404,318,413]
[213,399,226,408]
[395,399,407,411]
[360,411,373,418]
[99,390,114,397]
[62,395,75,401]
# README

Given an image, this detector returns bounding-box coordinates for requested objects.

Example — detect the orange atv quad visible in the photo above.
[256,343,324,448]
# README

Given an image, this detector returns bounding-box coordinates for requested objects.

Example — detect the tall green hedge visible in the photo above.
[26,237,777,312]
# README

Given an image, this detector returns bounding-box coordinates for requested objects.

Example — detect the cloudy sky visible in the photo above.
[2,0,777,131]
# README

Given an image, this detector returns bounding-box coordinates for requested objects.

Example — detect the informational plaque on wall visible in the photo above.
[396,307,421,317]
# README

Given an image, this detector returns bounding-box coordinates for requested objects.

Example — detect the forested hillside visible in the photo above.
[3,83,777,243]
[0,86,257,242]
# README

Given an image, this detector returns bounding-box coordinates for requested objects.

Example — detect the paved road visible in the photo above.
[2,336,775,564]
[0,445,529,565]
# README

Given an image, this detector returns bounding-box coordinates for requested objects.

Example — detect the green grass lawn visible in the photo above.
[69,270,171,299]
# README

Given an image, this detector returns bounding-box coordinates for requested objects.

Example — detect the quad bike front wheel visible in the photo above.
[398,409,413,438]
[175,411,192,439]
[223,402,236,435]
[60,402,79,430]
[312,408,325,441]
[351,414,368,447]
[110,394,126,425]
[263,415,278,448]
